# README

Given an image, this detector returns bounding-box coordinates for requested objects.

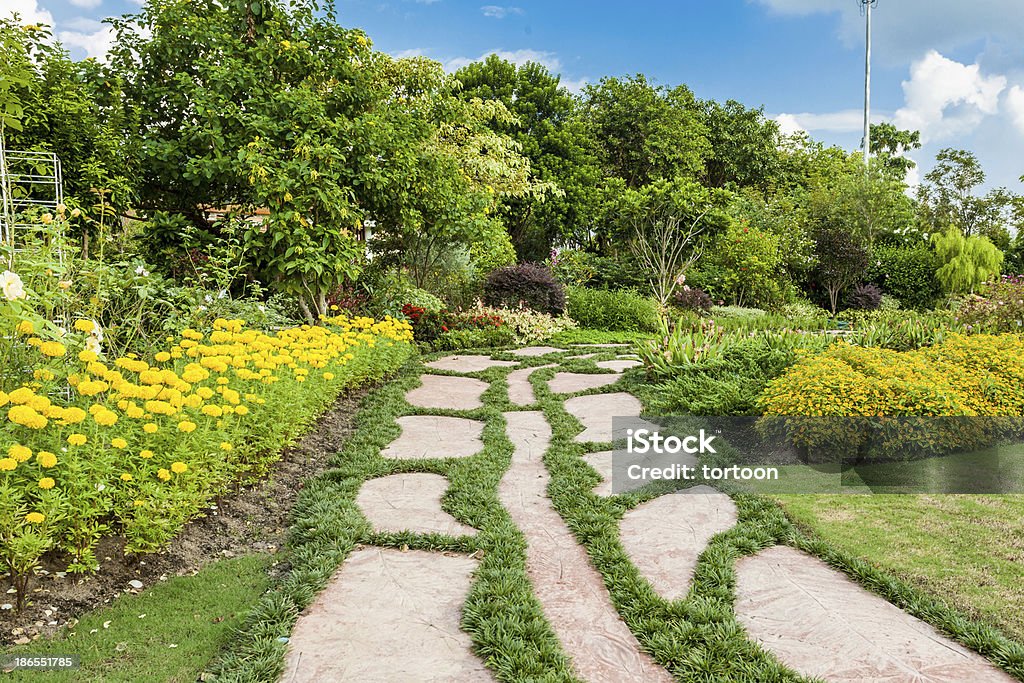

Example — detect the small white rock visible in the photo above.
[128,580,144,590]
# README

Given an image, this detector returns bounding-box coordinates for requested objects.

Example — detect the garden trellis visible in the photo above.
[0,147,64,267]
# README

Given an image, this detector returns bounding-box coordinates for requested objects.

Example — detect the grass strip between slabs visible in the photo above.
[210,356,578,682]
[531,364,1024,682]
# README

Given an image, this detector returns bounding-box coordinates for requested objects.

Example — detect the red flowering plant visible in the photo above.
[402,304,504,342]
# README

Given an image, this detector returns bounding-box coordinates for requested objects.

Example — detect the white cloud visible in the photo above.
[57,25,115,60]
[892,51,1005,143]
[68,0,103,9]
[774,108,864,133]
[559,76,589,95]
[0,0,54,26]
[443,49,561,73]
[481,5,523,19]
[1005,85,1024,136]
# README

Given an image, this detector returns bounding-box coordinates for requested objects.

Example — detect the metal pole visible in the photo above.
[863,0,872,170]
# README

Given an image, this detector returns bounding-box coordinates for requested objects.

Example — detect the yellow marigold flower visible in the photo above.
[0,391,7,407]
[170,461,187,474]
[155,351,172,363]
[126,405,146,419]
[8,387,35,404]
[0,458,17,471]
[201,405,223,418]
[157,468,171,481]
[67,433,88,446]
[120,473,133,482]
[143,422,159,434]
[60,406,87,425]
[33,368,55,382]
[38,477,55,490]
[235,405,250,416]
[93,409,118,427]
[74,319,97,333]
[36,451,57,468]
[24,512,45,524]
[177,420,197,433]
[323,372,335,380]
[220,442,233,451]
[111,438,128,449]
[139,450,154,459]
[39,341,67,358]
[78,349,99,363]
[133,499,144,507]
[8,405,47,429]
[16,320,34,335]
[8,444,32,462]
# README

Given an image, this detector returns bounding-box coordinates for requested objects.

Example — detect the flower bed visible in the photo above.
[0,314,413,601]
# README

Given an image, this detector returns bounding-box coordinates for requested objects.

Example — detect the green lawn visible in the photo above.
[778,493,1024,644]
[5,555,272,683]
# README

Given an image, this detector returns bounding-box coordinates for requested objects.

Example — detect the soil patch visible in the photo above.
[0,386,372,646]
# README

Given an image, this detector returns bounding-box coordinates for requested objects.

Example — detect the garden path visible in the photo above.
[281,347,1014,683]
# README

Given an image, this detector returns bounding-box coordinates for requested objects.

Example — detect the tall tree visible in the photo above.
[581,75,710,189]
[869,122,921,180]
[699,99,784,190]
[455,55,600,260]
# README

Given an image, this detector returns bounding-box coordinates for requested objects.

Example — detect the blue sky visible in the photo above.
[6,0,1024,190]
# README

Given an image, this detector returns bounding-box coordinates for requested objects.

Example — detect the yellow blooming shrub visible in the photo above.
[0,314,413,580]
[758,334,1024,461]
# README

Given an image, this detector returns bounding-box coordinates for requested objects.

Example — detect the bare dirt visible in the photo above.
[0,387,370,646]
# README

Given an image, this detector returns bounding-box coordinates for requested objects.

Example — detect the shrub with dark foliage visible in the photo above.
[847,283,883,310]
[483,263,566,315]
[671,286,712,313]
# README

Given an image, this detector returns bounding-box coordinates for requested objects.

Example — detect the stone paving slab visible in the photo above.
[425,355,518,373]
[507,364,556,406]
[735,545,1016,683]
[500,412,673,683]
[356,473,477,537]
[547,372,619,394]
[381,415,484,460]
[564,392,652,443]
[619,486,735,600]
[510,345,565,357]
[573,343,630,348]
[595,359,642,372]
[566,352,598,360]
[406,374,488,411]
[281,548,492,682]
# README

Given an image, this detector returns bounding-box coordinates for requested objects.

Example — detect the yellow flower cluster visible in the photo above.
[1,313,413,565]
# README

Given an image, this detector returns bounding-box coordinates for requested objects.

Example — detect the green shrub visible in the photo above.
[475,304,577,345]
[565,286,660,332]
[867,243,941,310]
[483,263,566,315]
[427,327,515,351]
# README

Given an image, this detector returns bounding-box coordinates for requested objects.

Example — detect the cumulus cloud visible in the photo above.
[1005,85,1024,136]
[57,24,115,60]
[892,50,1006,142]
[68,0,103,9]
[0,0,54,25]
[443,49,561,73]
[773,109,864,133]
[481,6,523,19]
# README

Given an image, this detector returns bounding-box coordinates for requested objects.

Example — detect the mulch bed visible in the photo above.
[0,387,369,645]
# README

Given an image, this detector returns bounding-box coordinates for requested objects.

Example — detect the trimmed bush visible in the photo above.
[847,283,883,310]
[671,286,712,313]
[483,263,566,315]
[565,286,660,332]
[867,243,941,310]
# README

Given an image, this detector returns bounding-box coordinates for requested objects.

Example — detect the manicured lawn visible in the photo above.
[5,555,272,683]
[778,493,1024,644]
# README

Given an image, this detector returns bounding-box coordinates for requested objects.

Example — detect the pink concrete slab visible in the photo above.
[595,359,642,372]
[619,486,736,600]
[281,548,492,682]
[425,355,518,373]
[566,352,598,360]
[500,412,673,683]
[510,346,565,357]
[406,374,488,411]
[548,372,619,394]
[507,364,557,406]
[735,545,1015,683]
[582,450,615,496]
[356,473,477,537]
[564,392,647,443]
[381,415,484,460]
